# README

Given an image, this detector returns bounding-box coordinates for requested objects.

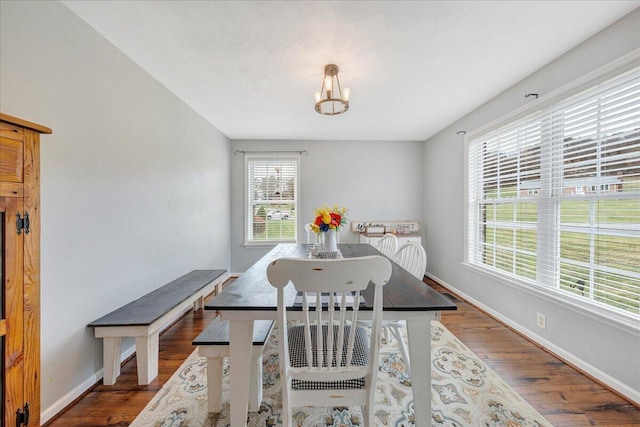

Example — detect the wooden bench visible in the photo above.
[192,318,274,413]
[88,269,227,385]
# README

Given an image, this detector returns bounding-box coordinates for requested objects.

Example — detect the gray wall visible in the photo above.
[1,0,638,420]
[423,9,640,403]
[0,1,231,420]
[230,139,424,272]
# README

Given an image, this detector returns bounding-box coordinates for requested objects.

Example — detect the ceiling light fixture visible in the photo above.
[314,64,350,115]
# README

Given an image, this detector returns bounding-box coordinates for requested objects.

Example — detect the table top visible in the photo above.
[206,244,456,313]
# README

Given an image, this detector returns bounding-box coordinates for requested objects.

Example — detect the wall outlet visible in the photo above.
[536,312,547,330]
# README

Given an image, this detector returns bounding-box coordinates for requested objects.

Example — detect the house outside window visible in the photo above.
[245,155,299,244]
[466,65,640,321]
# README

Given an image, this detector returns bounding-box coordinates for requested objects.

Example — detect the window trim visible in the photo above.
[464,49,640,331]
[244,153,300,246]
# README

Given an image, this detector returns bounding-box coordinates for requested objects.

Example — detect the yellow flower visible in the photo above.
[314,204,329,217]
[322,211,331,224]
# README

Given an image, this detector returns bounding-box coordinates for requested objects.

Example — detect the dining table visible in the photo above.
[205,243,457,427]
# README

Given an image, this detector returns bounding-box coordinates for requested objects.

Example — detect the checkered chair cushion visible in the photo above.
[287,324,369,390]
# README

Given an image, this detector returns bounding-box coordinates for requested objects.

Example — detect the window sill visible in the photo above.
[462,262,640,337]
[243,241,297,248]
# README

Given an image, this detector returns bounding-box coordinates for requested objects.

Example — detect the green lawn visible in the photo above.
[482,198,640,314]
[252,217,297,241]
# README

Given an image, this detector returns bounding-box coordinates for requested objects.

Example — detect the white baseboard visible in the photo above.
[42,271,232,424]
[41,345,136,424]
[427,272,640,406]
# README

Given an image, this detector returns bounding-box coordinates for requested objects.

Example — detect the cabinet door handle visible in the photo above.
[16,402,29,426]
[24,212,30,234]
[16,213,23,235]
[16,212,30,235]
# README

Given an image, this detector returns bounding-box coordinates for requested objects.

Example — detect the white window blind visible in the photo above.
[246,155,298,244]
[468,66,640,318]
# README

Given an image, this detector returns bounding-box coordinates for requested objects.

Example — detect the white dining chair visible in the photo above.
[360,233,399,346]
[266,255,392,427]
[388,240,427,376]
[303,222,314,244]
[376,233,398,258]
[394,241,427,280]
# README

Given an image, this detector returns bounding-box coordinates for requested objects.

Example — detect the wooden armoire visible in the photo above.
[1,113,50,427]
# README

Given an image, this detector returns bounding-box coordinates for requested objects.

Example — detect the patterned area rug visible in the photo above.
[131,322,552,426]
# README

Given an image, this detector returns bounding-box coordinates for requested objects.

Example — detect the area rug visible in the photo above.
[130,321,552,426]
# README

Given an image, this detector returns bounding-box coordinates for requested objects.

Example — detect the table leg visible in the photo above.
[229,320,254,427]
[406,318,431,427]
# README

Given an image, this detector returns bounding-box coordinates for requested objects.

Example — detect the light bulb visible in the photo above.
[343,88,350,101]
[325,76,332,91]
[315,91,321,103]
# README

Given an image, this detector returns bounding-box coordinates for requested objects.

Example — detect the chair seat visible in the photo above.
[288,324,369,390]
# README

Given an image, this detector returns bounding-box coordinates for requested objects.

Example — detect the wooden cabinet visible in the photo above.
[1,113,50,427]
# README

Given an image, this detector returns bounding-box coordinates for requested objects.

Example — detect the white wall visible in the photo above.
[0,1,231,420]
[230,139,424,272]
[424,9,640,403]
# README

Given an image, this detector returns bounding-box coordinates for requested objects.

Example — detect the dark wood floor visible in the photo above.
[45,278,640,427]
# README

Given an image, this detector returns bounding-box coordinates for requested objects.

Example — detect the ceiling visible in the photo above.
[61,1,639,141]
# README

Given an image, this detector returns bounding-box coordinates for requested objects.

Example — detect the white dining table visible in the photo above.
[205,243,456,427]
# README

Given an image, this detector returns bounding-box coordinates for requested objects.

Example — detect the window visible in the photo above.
[467,66,640,320]
[246,155,298,244]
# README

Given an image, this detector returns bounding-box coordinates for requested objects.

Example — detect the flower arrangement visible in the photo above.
[310,204,348,233]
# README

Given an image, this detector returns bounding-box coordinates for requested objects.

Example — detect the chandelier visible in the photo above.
[314,64,350,115]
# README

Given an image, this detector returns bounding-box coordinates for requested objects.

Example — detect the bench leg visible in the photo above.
[102,337,122,385]
[207,357,224,413]
[194,295,205,311]
[135,332,159,385]
[248,353,263,412]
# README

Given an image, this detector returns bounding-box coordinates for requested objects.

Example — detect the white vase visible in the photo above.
[323,228,338,253]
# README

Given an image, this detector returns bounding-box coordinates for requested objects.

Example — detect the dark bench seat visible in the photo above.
[193,318,274,412]
[89,269,228,385]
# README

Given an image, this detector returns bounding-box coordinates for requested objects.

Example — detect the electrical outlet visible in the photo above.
[536,313,547,330]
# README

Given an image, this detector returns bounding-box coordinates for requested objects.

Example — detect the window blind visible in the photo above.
[246,156,299,244]
[468,66,640,318]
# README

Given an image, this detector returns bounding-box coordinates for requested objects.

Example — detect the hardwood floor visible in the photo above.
[45,278,640,426]
[432,279,640,427]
